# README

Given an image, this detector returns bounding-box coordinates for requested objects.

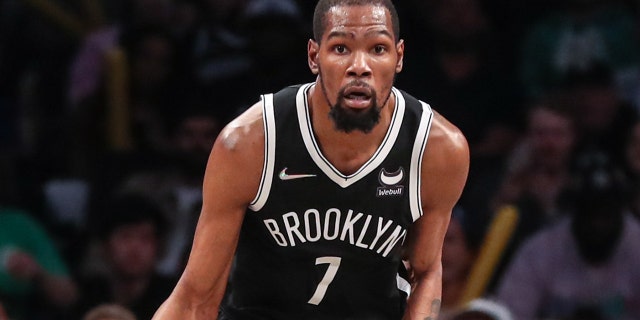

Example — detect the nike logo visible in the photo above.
[279,168,317,180]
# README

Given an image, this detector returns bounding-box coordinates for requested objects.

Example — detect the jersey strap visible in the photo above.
[408,101,434,222]
[249,93,276,211]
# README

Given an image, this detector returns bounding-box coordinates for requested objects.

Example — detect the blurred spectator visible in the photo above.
[397,0,524,229]
[83,304,137,320]
[239,0,312,99]
[624,120,640,220]
[493,97,576,237]
[496,159,640,319]
[183,0,251,119]
[170,0,202,42]
[447,298,513,320]
[120,105,222,275]
[488,97,577,290]
[68,0,172,107]
[520,0,640,101]
[398,0,523,160]
[1,0,80,145]
[563,64,638,168]
[54,26,181,276]
[441,207,482,315]
[0,207,78,319]
[74,193,177,320]
[121,27,179,151]
[72,26,179,161]
[186,0,312,119]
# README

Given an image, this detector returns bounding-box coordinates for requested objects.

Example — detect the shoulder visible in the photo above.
[415,110,469,210]
[203,101,267,204]
[215,101,265,155]
[422,111,469,174]
[215,84,306,155]
[394,89,468,159]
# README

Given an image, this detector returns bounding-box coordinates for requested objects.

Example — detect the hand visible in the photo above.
[5,250,43,281]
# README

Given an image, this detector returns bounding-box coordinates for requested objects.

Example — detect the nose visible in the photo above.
[346,51,372,78]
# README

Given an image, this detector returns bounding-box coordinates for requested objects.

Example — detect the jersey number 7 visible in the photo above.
[307,256,342,305]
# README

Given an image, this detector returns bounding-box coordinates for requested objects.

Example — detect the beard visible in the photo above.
[318,71,393,134]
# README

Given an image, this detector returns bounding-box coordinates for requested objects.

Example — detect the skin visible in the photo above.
[441,217,476,311]
[105,222,159,305]
[4,249,78,307]
[152,4,469,320]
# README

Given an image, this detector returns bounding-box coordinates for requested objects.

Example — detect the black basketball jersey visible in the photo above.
[221,83,434,320]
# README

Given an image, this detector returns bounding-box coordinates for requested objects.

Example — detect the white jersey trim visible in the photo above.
[409,101,434,222]
[249,94,276,211]
[397,273,411,297]
[297,83,406,189]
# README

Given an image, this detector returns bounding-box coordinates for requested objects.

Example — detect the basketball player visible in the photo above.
[152,0,469,319]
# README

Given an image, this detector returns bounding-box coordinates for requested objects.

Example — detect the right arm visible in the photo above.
[152,103,266,319]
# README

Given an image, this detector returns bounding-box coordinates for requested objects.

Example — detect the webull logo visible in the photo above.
[376,167,404,197]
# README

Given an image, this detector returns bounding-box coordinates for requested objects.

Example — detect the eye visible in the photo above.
[373,45,387,54]
[333,45,348,54]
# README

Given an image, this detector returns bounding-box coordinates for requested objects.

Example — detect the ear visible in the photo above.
[308,39,320,75]
[395,39,405,73]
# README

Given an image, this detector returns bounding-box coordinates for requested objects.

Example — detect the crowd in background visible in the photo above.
[1,0,640,319]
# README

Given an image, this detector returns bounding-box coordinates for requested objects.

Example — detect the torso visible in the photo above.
[221,83,434,319]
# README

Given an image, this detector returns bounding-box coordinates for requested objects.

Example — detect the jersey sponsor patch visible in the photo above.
[377,167,405,197]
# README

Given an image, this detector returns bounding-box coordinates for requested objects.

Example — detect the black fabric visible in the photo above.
[222,84,429,319]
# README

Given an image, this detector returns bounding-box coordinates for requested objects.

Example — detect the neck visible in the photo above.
[307,82,396,175]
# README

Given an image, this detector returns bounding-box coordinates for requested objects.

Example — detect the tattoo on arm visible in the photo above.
[423,299,441,320]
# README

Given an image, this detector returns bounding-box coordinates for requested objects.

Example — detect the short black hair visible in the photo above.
[97,193,167,240]
[313,0,400,43]
[569,152,630,212]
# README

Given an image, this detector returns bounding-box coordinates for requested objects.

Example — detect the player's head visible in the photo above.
[308,0,404,133]
[312,0,400,45]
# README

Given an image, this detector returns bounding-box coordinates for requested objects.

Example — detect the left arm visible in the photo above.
[402,113,470,320]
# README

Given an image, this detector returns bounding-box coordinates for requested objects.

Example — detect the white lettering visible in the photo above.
[340,210,363,244]
[283,212,306,246]
[304,209,322,242]
[377,187,404,197]
[369,217,393,249]
[264,219,287,246]
[262,208,408,258]
[378,226,407,257]
[323,208,341,240]
[355,215,372,248]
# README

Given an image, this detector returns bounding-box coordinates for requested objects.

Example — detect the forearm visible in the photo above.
[152,295,219,320]
[402,268,442,320]
[152,274,227,320]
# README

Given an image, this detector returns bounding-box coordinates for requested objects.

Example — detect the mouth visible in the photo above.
[342,86,373,109]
